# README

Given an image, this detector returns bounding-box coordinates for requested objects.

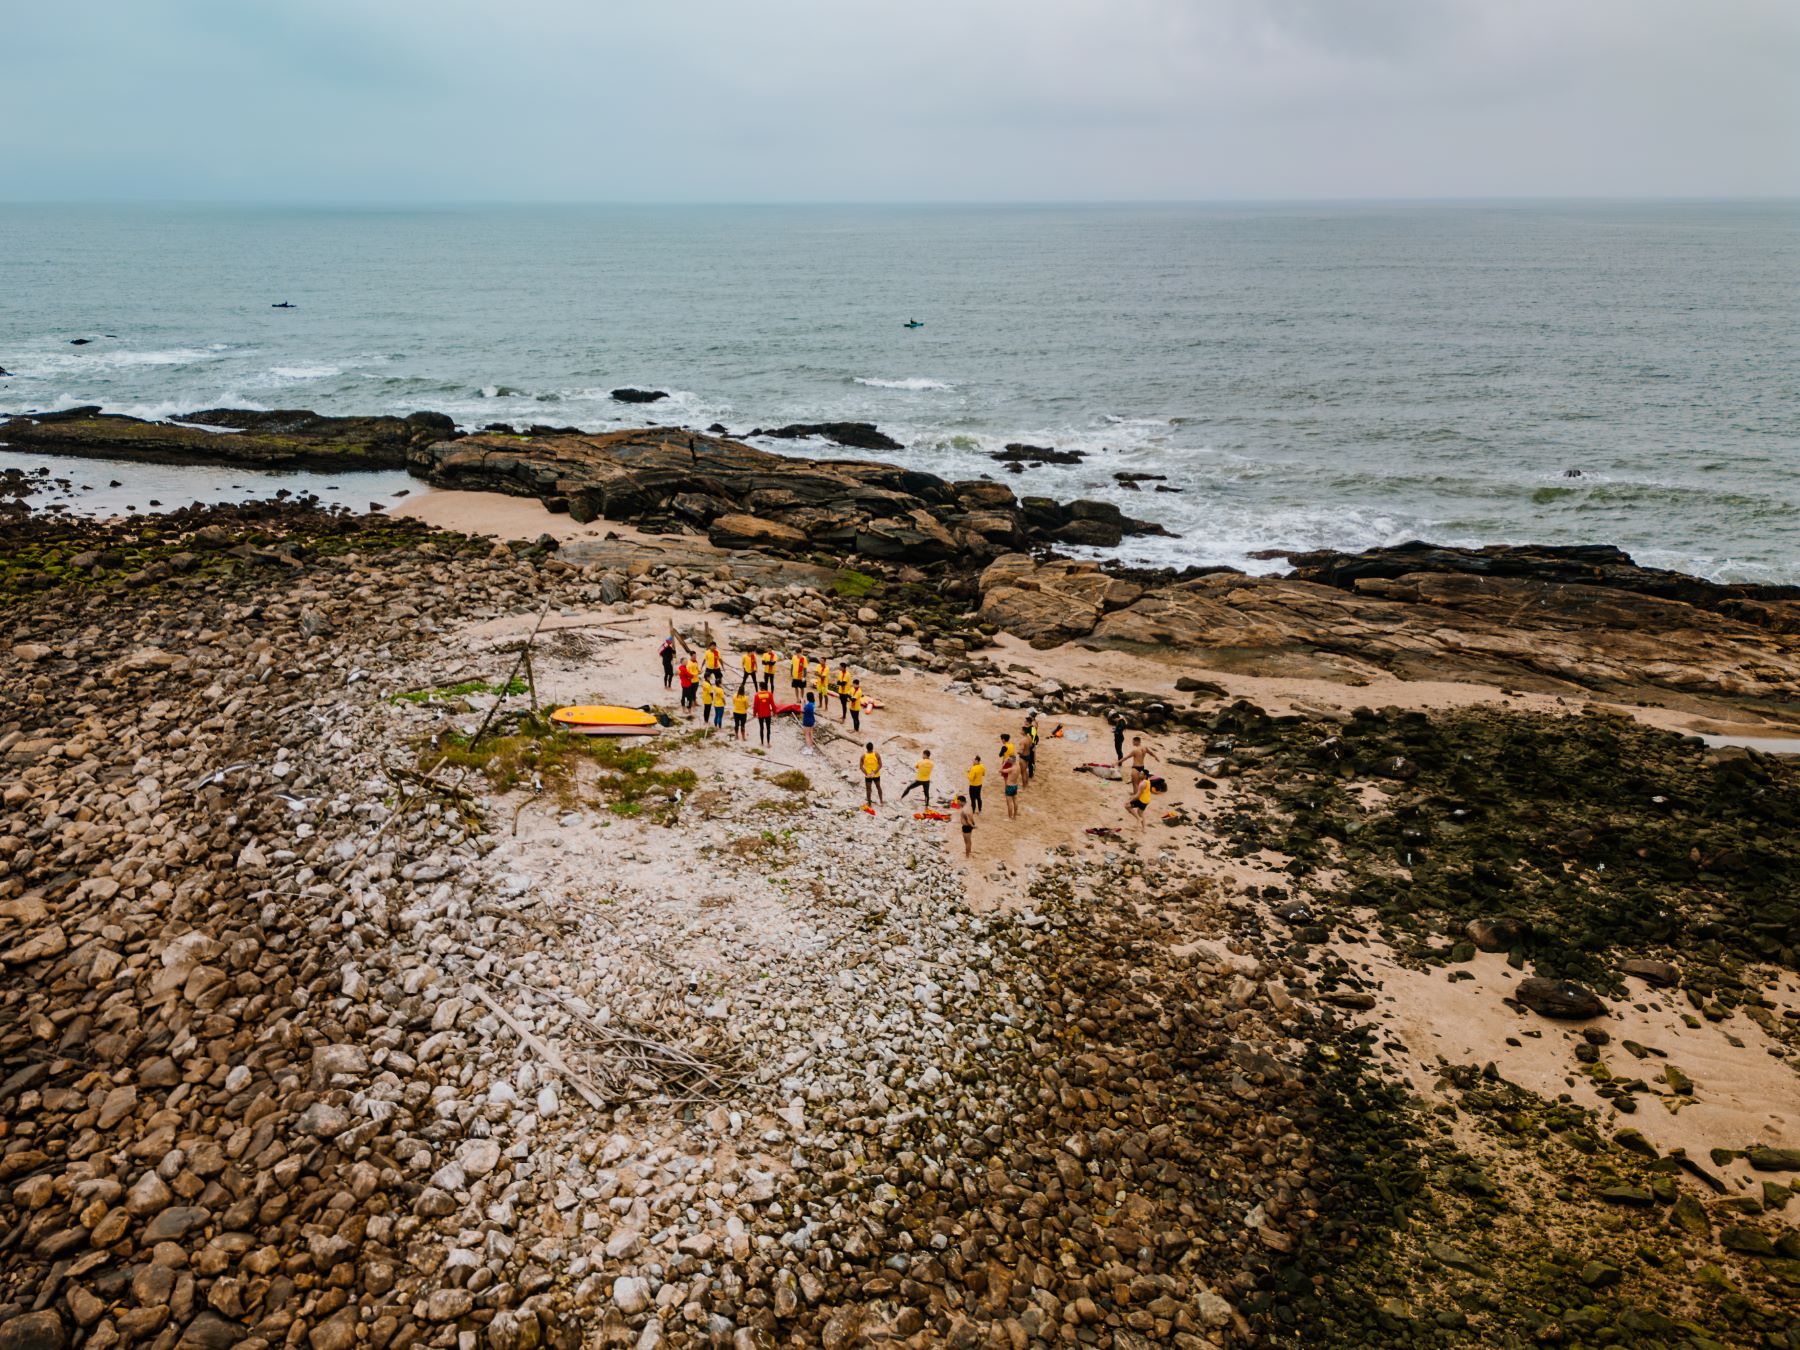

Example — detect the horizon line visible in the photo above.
[2,194,1797,210]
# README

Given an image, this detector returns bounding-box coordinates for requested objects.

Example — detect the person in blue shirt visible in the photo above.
[801,693,817,752]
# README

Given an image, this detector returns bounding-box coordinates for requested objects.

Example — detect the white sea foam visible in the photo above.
[268,365,341,381]
[853,377,955,391]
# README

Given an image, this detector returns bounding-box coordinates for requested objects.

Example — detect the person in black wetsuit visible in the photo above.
[1111,714,1127,763]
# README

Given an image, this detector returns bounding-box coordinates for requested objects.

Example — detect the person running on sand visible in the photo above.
[731,684,750,741]
[678,657,699,717]
[848,680,863,733]
[752,683,775,746]
[801,692,817,751]
[966,755,985,814]
[790,651,808,698]
[1127,774,1153,831]
[659,636,676,689]
[955,794,975,857]
[1119,735,1160,788]
[900,749,933,806]
[861,743,884,805]
[1001,754,1021,817]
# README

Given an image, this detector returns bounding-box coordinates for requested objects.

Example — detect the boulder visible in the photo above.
[1466,916,1532,952]
[610,388,669,403]
[1514,976,1606,1020]
[708,514,808,553]
[750,422,902,452]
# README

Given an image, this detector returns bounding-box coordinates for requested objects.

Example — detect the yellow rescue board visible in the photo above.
[549,705,659,728]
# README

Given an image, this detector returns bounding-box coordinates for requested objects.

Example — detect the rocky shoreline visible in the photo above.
[2,439,1798,1348]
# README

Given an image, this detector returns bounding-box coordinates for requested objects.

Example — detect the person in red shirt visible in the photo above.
[751,685,775,746]
[677,657,699,719]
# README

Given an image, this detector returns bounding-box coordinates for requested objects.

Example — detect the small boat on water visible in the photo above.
[903,319,923,329]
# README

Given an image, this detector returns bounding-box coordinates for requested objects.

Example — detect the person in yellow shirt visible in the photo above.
[966,755,985,814]
[814,661,831,702]
[731,683,750,741]
[1127,775,1153,831]
[847,680,864,733]
[860,742,883,806]
[790,652,809,697]
[741,649,758,683]
[704,643,723,677]
[761,648,778,685]
[836,666,853,720]
[899,749,934,807]
[697,679,716,734]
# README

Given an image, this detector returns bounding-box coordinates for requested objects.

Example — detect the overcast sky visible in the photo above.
[5,0,1796,202]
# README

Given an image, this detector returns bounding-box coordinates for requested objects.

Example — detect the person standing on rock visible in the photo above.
[861,743,884,805]
[790,651,809,699]
[848,680,864,733]
[801,691,818,752]
[966,755,985,813]
[900,749,934,806]
[752,682,775,746]
[955,794,975,856]
[659,635,676,689]
[1001,753,1021,817]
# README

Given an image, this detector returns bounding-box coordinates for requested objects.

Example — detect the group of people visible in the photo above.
[662,636,871,749]
[857,711,1048,856]
[655,633,1162,853]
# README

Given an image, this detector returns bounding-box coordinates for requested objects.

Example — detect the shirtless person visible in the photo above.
[1119,735,1160,788]
[954,795,975,857]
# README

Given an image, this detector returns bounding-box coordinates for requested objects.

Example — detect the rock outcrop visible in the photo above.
[979,551,1800,701]
[0,407,458,471]
[746,421,903,452]
[411,429,1166,567]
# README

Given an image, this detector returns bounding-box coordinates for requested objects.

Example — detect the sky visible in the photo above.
[3,0,1796,202]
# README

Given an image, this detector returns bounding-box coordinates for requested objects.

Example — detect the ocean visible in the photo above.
[2,201,1796,581]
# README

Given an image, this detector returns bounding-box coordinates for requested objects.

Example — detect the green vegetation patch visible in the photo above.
[389,676,528,705]
[832,567,878,599]
[426,713,695,822]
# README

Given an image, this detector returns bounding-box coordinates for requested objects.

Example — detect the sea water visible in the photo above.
[1,202,1794,580]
